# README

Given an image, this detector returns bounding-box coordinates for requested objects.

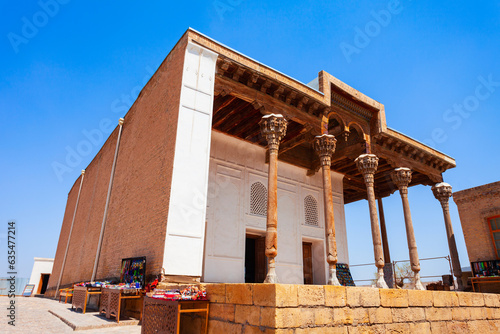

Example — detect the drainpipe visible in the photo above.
[91,118,124,281]
[54,169,86,299]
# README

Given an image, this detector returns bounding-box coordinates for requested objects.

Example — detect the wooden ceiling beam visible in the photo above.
[215,74,322,132]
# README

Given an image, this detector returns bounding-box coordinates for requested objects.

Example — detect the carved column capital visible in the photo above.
[391,167,412,195]
[259,114,287,151]
[432,182,453,210]
[355,154,379,185]
[314,134,337,167]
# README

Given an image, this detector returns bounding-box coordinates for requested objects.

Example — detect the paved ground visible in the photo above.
[0,296,141,333]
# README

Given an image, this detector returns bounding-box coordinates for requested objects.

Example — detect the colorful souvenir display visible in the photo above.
[471,260,500,277]
[336,263,355,287]
[75,281,112,287]
[151,286,208,301]
[120,257,146,288]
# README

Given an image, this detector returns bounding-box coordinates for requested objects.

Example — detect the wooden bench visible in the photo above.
[59,287,74,304]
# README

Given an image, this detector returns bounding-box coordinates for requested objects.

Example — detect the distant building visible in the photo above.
[454,181,500,262]
[29,257,53,296]
[454,181,500,292]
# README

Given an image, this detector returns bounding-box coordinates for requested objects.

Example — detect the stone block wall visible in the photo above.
[202,283,500,333]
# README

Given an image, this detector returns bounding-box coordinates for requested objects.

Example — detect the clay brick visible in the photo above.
[333,307,354,325]
[408,322,431,334]
[391,307,425,323]
[260,307,276,328]
[484,307,497,320]
[457,291,485,307]
[315,307,334,325]
[325,285,347,307]
[446,321,469,334]
[208,319,243,333]
[367,307,392,324]
[243,325,269,334]
[235,305,260,326]
[430,321,448,333]
[275,330,295,334]
[298,285,325,306]
[346,287,380,307]
[226,284,253,305]
[468,320,491,333]
[384,322,409,333]
[209,303,235,322]
[253,284,276,307]
[352,308,370,325]
[379,289,408,308]
[407,289,433,307]
[451,307,471,321]
[253,284,298,307]
[425,307,452,321]
[204,284,226,303]
[300,307,315,326]
[275,308,301,328]
[347,325,385,334]
[489,319,500,333]
[275,284,299,307]
[483,293,500,307]
[432,291,458,307]
[468,306,486,320]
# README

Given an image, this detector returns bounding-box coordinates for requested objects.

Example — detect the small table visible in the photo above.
[72,286,101,313]
[100,288,143,323]
[141,297,209,334]
[470,276,500,292]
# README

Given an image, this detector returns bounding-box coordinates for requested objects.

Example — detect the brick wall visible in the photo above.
[453,181,500,263]
[202,283,500,333]
[45,32,190,296]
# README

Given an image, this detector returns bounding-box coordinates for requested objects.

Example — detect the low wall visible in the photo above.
[201,283,500,333]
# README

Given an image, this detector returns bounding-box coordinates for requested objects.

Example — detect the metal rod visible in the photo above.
[91,118,124,281]
[54,169,85,298]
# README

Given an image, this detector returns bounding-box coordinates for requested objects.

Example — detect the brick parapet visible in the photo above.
[202,284,500,333]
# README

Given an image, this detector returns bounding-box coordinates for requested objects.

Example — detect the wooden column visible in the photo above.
[378,197,394,288]
[259,114,287,283]
[314,134,340,285]
[355,154,388,288]
[391,168,424,290]
[432,182,463,290]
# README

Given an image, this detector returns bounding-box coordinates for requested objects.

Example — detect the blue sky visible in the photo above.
[1,1,499,283]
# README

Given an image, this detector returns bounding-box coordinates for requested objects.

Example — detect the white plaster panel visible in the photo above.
[204,257,243,283]
[163,42,218,277]
[213,174,241,258]
[276,190,300,265]
[163,235,203,276]
[204,131,349,283]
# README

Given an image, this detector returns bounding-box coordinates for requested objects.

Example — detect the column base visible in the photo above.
[456,275,464,291]
[328,267,341,286]
[376,268,389,289]
[413,272,425,290]
[264,265,279,283]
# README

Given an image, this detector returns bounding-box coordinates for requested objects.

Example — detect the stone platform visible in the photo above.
[200,283,500,333]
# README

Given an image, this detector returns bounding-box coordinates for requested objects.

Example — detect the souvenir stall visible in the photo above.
[470,260,500,292]
[142,286,209,334]
[98,257,147,322]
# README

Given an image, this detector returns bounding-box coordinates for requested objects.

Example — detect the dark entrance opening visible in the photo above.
[245,235,266,283]
[302,242,313,284]
[38,274,50,294]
